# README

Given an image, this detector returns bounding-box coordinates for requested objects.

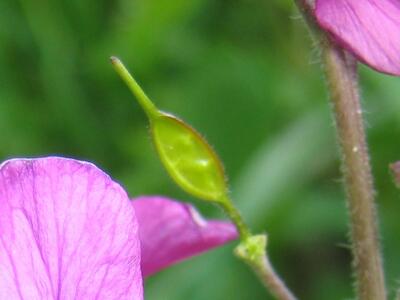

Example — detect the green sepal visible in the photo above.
[235,234,267,264]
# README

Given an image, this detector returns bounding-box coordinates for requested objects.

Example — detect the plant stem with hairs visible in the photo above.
[322,40,386,300]
[235,234,297,300]
[294,1,386,299]
[220,198,297,300]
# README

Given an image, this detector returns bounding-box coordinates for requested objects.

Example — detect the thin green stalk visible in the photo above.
[293,1,386,299]
[219,196,251,240]
[111,56,159,119]
[219,196,297,300]
[235,234,297,300]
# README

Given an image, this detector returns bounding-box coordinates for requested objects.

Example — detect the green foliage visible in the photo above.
[1,0,400,299]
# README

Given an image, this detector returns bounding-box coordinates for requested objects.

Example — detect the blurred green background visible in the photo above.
[1,0,400,299]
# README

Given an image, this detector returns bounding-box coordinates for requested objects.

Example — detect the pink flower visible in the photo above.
[133,196,238,277]
[0,157,237,299]
[315,0,400,76]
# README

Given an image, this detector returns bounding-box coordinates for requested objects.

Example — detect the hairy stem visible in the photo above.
[235,235,297,300]
[322,41,386,300]
[293,1,386,299]
[219,197,297,300]
[255,255,297,300]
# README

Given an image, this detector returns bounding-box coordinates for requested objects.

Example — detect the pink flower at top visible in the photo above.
[315,0,400,76]
[0,157,237,299]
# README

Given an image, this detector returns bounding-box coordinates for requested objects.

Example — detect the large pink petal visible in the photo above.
[0,157,142,299]
[316,0,400,76]
[132,196,238,277]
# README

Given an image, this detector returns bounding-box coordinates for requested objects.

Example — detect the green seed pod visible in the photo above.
[111,57,228,203]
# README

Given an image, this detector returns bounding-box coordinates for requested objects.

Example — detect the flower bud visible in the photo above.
[151,113,228,202]
[111,57,228,203]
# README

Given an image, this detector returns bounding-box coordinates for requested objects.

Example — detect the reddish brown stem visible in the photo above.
[294,1,387,299]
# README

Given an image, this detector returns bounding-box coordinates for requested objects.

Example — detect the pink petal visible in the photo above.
[0,157,142,299]
[132,196,238,277]
[315,0,400,76]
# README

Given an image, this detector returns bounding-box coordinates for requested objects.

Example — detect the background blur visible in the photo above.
[1,0,400,299]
